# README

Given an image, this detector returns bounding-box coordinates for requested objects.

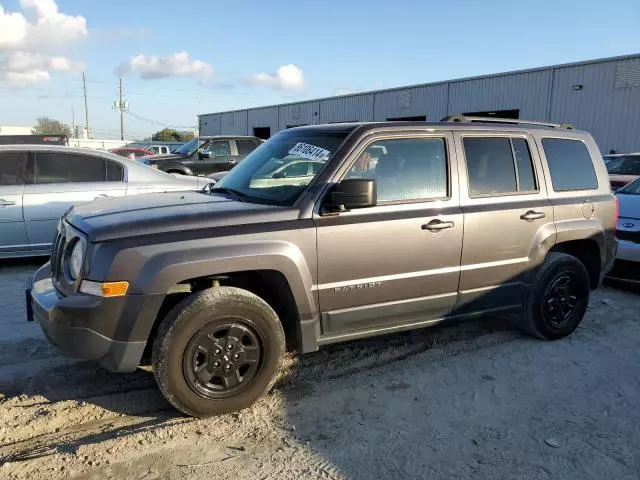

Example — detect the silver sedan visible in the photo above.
[0,145,208,258]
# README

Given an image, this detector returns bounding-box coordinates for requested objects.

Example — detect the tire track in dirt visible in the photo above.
[1,287,633,472]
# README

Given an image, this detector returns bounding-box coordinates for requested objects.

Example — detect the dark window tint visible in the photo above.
[464,137,538,196]
[0,151,27,185]
[106,160,124,181]
[344,138,447,202]
[512,139,536,191]
[542,139,598,191]
[236,139,258,156]
[605,155,640,175]
[464,138,516,195]
[33,152,106,184]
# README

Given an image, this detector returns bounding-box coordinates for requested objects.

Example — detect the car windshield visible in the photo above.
[606,155,640,175]
[174,138,206,156]
[214,130,348,206]
[617,177,640,195]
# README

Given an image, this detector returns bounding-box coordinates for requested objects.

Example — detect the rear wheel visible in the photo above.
[152,287,285,417]
[519,252,590,339]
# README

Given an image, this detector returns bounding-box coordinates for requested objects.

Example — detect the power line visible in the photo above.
[124,110,194,130]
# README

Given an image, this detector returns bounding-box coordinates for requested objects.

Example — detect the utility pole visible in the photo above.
[82,72,90,138]
[71,107,75,138]
[118,78,124,140]
[114,78,127,141]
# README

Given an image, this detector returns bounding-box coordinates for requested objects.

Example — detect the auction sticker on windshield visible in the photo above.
[289,142,331,161]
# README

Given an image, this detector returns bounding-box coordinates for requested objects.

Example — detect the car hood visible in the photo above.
[138,153,186,162]
[66,191,297,242]
[617,192,640,220]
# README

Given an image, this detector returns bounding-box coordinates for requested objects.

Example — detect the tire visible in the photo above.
[519,252,591,340]
[152,287,285,417]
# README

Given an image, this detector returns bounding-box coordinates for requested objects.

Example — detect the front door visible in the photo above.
[315,133,463,340]
[0,151,28,255]
[454,133,554,313]
[198,140,233,176]
[23,151,126,249]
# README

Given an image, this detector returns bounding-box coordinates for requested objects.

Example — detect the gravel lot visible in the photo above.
[1,259,639,480]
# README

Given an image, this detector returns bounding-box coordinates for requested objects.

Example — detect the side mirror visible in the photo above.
[325,178,377,212]
[199,151,212,159]
[272,170,287,179]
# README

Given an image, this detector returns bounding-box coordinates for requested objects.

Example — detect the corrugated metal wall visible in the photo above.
[203,55,640,152]
[549,58,640,153]
[220,111,248,136]
[199,114,221,136]
[247,107,279,136]
[374,84,448,121]
[319,94,374,123]
[448,70,551,120]
[278,101,320,130]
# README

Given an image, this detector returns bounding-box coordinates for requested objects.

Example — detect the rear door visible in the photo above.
[454,132,554,313]
[23,151,126,249]
[0,151,29,255]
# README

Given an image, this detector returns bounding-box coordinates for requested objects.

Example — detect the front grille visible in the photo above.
[617,229,640,244]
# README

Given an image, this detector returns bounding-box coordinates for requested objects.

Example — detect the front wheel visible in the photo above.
[152,287,285,417]
[519,252,591,340]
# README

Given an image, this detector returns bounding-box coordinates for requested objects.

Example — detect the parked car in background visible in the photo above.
[603,153,640,190]
[147,145,172,155]
[138,136,262,176]
[608,177,640,283]
[110,147,154,159]
[0,145,206,258]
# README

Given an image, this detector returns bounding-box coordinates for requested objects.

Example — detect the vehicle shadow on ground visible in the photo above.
[0,313,516,465]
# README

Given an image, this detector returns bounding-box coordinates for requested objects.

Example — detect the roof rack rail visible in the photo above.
[440,115,574,129]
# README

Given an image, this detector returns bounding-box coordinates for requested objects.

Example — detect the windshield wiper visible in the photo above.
[208,187,249,202]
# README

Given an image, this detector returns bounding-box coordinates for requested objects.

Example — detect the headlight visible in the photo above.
[69,240,84,280]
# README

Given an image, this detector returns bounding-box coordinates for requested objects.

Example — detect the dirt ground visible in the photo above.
[1,259,639,480]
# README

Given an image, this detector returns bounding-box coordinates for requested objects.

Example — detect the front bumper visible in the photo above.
[27,263,157,372]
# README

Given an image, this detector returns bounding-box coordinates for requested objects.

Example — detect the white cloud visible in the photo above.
[0,51,83,86]
[0,0,87,86]
[116,51,214,80]
[247,64,305,91]
[0,0,87,51]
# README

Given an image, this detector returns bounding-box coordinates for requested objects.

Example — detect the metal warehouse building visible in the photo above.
[199,54,640,153]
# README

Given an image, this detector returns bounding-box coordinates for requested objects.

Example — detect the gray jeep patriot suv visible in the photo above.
[27,116,618,417]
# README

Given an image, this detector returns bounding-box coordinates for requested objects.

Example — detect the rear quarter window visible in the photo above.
[542,138,598,191]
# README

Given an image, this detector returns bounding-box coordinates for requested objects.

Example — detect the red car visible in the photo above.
[110,147,155,160]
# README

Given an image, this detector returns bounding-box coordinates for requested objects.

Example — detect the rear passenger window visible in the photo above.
[542,139,598,191]
[463,137,537,196]
[236,139,258,156]
[106,160,124,181]
[0,151,27,185]
[32,152,106,184]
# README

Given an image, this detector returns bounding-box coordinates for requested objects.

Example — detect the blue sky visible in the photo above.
[1,0,639,139]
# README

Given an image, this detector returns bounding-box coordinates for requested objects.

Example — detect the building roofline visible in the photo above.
[199,53,640,118]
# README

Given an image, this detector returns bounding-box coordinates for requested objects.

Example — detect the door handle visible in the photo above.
[94,194,110,199]
[422,219,455,232]
[0,199,16,207]
[520,210,546,222]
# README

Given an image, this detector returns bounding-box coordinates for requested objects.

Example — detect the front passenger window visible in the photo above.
[210,141,231,157]
[344,138,448,202]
